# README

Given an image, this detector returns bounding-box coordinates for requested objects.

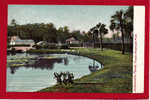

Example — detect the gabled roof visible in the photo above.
[15,39,34,43]
[66,37,77,41]
[10,36,34,44]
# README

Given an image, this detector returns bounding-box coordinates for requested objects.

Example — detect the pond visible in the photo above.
[7,53,103,92]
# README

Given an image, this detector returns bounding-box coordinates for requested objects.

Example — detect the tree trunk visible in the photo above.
[129,35,133,53]
[100,33,103,51]
[121,26,125,54]
[93,33,95,48]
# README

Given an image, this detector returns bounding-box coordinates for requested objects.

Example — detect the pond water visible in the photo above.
[7,53,103,92]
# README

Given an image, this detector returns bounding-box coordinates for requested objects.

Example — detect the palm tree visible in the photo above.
[89,27,98,48]
[110,19,117,40]
[109,20,116,33]
[91,23,108,50]
[98,23,108,50]
[124,6,133,52]
[110,10,126,54]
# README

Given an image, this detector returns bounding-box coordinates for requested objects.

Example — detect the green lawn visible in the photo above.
[28,48,132,93]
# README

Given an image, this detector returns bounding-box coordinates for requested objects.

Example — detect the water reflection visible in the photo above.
[10,66,19,74]
[64,57,69,65]
[26,58,64,69]
[9,57,69,74]
[8,53,102,74]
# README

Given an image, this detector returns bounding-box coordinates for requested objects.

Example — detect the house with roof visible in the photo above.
[10,36,34,46]
[66,37,80,44]
[9,36,35,51]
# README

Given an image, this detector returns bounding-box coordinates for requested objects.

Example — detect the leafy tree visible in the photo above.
[82,31,93,43]
[57,27,65,43]
[44,23,57,43]
[56,26,71,43]
[90,23,108,50]
[109,19,117,40]
[71,30,84,41]
[8,19,99,45]
[96,23,108,50]
[110,10,126,54]
[124,6,133,52]
[89,26,98,48]
[109,20,116,34]
[124,7,133,38]
[8,19,18,36]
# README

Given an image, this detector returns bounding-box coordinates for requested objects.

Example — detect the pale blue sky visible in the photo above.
[8,5,129,33]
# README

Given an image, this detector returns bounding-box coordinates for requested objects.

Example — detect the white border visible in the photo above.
[133,6,145,93]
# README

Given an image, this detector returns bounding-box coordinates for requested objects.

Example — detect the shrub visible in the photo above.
[7,45,11,48]
[11,44,30,47]
[69,43,82,47]
[33,45,41,49]
[47,44,58,49]
[60,44,69,49]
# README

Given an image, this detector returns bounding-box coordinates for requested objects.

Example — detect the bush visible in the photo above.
[103,43,133,52]
[69,43,82,47]
[33,45,41,49]
[34,43,58,49]
[7,45,11,48]
[34,43,70,49]
[47,44,58,49]
[11,44,30,47]
[60,44,69,49]
[11,48,16,51]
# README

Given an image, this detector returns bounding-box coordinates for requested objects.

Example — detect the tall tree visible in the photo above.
[90,23,108,50]
[109,20,116,34]
[89,26,98,48]
[109,19,117,40]
[8,19,18,36]
[124,6,133,52]
[110,10,126,54]
[96,23,108,50]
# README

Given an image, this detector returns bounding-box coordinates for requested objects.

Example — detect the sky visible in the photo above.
[8,5,129,37]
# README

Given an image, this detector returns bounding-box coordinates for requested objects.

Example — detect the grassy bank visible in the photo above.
[28,48,132,93]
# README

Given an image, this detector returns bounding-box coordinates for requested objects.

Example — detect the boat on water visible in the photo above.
[88,60,99,72]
